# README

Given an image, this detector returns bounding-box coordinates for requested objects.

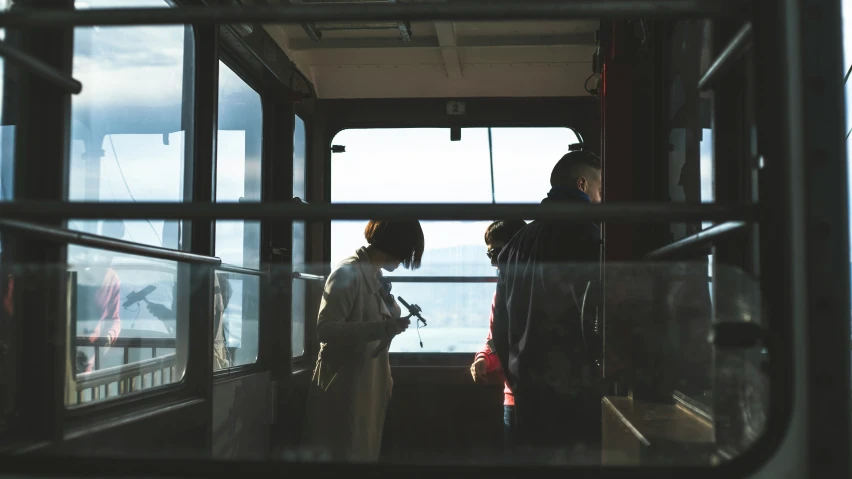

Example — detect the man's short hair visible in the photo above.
[550,151,602,188]
[364,220,425,270]
[484,220,527,246]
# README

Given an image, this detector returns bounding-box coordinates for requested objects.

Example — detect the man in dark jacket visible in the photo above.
[492,150,603,461]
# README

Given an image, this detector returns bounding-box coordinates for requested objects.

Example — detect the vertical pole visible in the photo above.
[488,127,495,204]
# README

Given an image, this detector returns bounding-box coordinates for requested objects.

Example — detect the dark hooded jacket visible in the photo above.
[492,186,603,409]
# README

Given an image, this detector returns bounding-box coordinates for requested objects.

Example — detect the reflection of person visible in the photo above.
[492,151,603,459]
[305,219,424,462]
[469,220,527,447]
[75,253,122,374]
[146,273,232,371]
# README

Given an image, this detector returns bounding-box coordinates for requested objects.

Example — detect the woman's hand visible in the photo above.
[384,314,412,337]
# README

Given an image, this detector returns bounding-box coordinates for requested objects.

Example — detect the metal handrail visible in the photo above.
[75,353,176,390]
[0,202,757,223]
[218,263,268,277]
[0,2,746,28]
[75,336,176,349]
[292,272,325,281]
[698,23,753,91]
[0,219,221,266]
[645,221,748,260]
[0,40,82,94]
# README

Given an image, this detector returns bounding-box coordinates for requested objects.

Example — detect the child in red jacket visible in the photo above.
[469,220,527,446]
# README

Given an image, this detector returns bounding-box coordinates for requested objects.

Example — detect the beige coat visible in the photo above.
[305,247,401,462]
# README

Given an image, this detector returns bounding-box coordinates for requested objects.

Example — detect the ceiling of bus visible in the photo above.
[260,4,599,99]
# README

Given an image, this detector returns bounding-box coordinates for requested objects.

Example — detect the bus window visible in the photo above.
[65,0,192,405]
[843,0,852,360]
[66,246,185,406]
[0,0,13,432]
[330,127,579,353]
[292,114,307,358]
[214,60,262,368]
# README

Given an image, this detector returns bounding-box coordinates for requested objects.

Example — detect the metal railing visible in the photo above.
[0,220,221,266]
[0,202,756,223]
[75,336,177,371]
[645,221,749,260]
[72,351,177,406]
[292,272,326,282]
[698,22,753,91]
[0,2,747,28]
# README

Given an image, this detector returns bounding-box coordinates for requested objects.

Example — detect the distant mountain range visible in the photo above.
[387,244,496,277]
[386,244,497,330]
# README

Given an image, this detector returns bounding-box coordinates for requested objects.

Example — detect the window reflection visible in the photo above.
[217,272,260,368]
[64,0,193,405]
[215,61,262,269]
[66,244,186,406]
[214,61,263,368]
[68,0,191,250]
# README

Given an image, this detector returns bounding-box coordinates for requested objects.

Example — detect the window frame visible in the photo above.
[210,49,267,378]
[61,14,202,414]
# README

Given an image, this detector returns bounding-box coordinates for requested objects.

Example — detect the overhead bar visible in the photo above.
[645,221,748,260]
[697,22,752,91]
[0,202,756,223]
[0,2,746,28]
[0,219,221,265]
[386,276,497,283]
[0,40,82,94]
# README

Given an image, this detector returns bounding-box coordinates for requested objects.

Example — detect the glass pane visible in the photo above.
[384,282,495,353]
[491,127,579,203]
[66,245,189,406]
[331,128,492,204]
[666,20,713,242]
[292,115,307,358]
[217,271,260,368]
[332,220,494,277]
[215,61,262,269]
[330,127,584,354]
[330,127,579,272]
[0,17,12,203]
[294,115,307,200]
[69,0,192,250]
[298,261,765,465]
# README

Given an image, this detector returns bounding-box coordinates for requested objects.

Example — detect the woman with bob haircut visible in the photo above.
[305,219,424,462]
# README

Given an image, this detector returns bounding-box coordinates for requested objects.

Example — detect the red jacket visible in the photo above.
[87,268,121,346]
[475,292,514,406]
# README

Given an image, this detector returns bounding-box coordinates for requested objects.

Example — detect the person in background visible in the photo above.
[75,221,125,374]
[146,272,232,371]
[469,219,527,447]
[492,150,603,461]
[305,219,424,462]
